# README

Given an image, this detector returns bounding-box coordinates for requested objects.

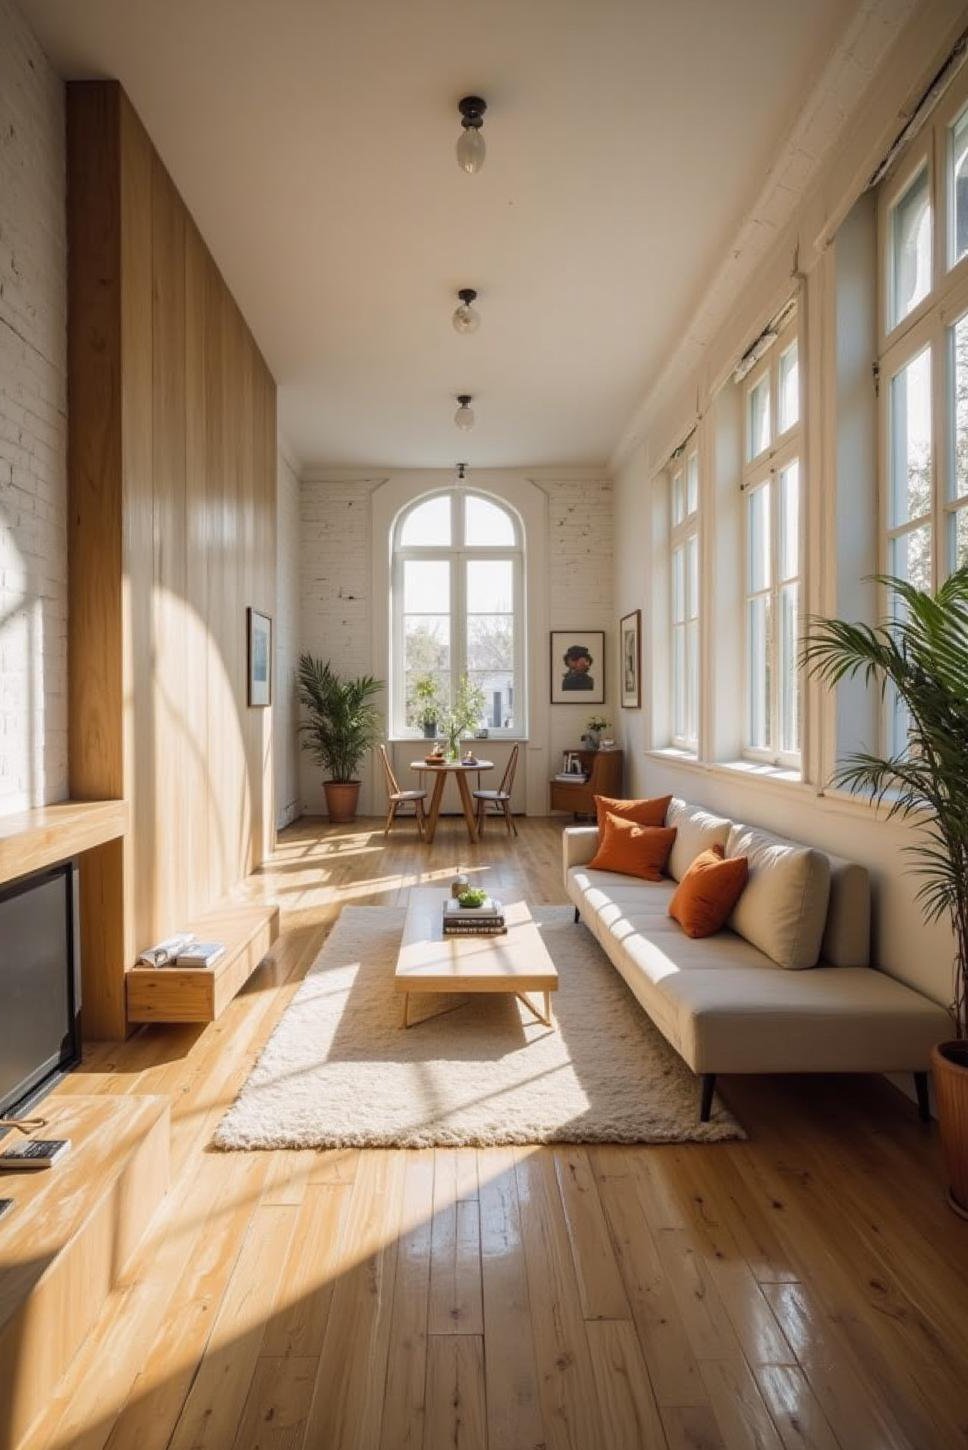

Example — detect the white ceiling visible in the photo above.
[26,0,861,468]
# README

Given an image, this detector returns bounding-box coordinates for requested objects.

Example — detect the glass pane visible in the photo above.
[405,671,449,729]
[672,545,685,624]
[467,614,513,671]
[686,618,699,744]
[465,493,515,546]
[952,314,968,500]
[403,558,449,612]
[686,533,699,620]
[891,166,931,328]
[778,342,799,432]
[949,506,968,572]
[403,615,450,671]
[779,459,799,581]
[890,348,932,526]
[399,494,451,546]
[671,471,685,526]
[686,454,699,515]
[467,671,514,730]
[891,525,932,591]
[673,625,686,739]
[951,106,968,266]
[747,484,771,593]
[466,558,513,613]
[748,595,772,751]
[748,375,771,460]
[779,582,799,756]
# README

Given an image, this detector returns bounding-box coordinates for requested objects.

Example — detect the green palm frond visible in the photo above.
[801,566,968,1034]
[296,654,384,783]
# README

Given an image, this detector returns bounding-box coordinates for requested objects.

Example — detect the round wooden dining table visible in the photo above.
[409,759,494,844]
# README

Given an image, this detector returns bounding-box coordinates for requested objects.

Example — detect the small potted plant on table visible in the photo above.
[803,568,968,1216]
[412,675,441,740]
[297,654,383,824]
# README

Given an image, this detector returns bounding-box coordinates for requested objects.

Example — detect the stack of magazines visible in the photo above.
[442,897,507,936]
[137,933,226,968]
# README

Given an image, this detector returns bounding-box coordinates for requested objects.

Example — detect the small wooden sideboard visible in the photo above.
[549,749,623,816]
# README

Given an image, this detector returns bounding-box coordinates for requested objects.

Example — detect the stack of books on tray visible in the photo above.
[442,897,507,936]
[553,771,588,783]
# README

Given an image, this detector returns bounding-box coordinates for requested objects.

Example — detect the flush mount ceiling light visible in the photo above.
[452,288,481,334]
[454,394,475,431]
[456,96,487,173]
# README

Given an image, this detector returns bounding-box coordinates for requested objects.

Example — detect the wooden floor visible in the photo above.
[19,816,968,1450]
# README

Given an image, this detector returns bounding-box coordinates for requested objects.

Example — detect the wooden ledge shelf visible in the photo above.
[0,799,127,886]
[126,900,280,1024]
[0,1094,169,1449]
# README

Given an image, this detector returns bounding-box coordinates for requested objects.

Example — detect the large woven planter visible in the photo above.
[932,1040,968,1219]
[323,781,360,824]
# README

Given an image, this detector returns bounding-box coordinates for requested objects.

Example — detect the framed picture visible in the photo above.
[247,608,272,707]
[550,630,605,705]
[620,609,641,709]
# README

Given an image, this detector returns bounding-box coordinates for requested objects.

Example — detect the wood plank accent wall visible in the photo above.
[67,81,276,1038]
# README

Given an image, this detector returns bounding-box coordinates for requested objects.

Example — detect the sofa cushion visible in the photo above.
[587,814,676,881]
[669,846,749,938]
[726,823,831,970]
[666,798,732,881]
[593,793,672,830]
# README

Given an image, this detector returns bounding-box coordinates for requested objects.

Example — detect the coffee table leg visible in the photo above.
[516,991,554,1027]
[424,772,447,844]
[402,993,410,1028]
[455,770,479,843]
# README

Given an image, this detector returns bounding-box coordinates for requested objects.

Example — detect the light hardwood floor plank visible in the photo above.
[422,1335,487,1450]
[380,1148,436,1450]
[584,1318,668,1450]
[553,1146,631,1320]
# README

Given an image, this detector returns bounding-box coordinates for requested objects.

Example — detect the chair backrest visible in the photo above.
[498,743,520,797]
[378,744,399,796]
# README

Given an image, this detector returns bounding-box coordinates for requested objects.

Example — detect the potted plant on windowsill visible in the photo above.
[297,654,383,824]
[803,568,968,1216]
[412,674,441,740]
[441,675,487,761]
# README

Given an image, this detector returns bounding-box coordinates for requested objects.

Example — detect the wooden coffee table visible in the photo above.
[394,887,558,1028]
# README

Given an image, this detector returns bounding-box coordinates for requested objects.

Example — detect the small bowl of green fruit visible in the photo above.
[457,887,487,909]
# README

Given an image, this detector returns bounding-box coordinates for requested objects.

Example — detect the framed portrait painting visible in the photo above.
[620,609,641,709]
[247,608,272,707]
[550,630,605,705]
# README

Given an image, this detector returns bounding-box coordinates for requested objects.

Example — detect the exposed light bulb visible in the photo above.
[454,395,475,431]
[452,288,481,334]
[456,96,487,174]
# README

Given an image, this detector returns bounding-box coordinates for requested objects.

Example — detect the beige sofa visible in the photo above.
[563,797,953,1120]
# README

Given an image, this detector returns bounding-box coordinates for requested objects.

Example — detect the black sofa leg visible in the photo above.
[574,905,580,923]
[914,1070,931,1122]
[699,1074,716,1123]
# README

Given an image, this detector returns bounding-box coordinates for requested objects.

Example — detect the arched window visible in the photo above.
[391,489,525,737]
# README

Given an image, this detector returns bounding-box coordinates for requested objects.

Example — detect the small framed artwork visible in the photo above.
[550,630,605,705]
[247,608,272,707]
[620,609,642,709]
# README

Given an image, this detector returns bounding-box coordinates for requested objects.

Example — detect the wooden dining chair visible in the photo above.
[379,745,428,838]
[473,743,520,836]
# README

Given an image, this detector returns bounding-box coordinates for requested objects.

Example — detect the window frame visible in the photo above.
[669,445,700,752]
[390,488,526,739]
[740,312,803,771]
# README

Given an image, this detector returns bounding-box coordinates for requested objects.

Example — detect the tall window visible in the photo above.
[741,312,802,766]
[878,76,968,750]
[670,446,699,750]
[392,490,524,737]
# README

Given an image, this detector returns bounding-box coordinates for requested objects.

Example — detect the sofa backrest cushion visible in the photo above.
[726,822,831,969]
[667,798,732,881]
[822,855,871,966]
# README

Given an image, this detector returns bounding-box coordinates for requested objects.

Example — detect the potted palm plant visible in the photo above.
[802,568,968,1216]
[297,654,384,824]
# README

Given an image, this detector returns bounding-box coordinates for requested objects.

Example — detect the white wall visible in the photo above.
[298,467,613,817]
[0,0,68,817]
[274,444,301,828]
[611,4,966,1011]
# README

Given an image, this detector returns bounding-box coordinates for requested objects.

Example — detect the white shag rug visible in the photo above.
[214,906,743,1149]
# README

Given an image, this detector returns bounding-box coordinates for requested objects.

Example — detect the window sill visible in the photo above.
[646,749,813,797]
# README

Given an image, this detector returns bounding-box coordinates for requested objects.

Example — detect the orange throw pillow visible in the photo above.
[587,812,677,882]
[668,845,749,939]
[593,793,672,831]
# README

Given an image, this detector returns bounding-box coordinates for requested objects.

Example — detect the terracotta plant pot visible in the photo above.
[931,1040,968,1219]
[323,780,360,824]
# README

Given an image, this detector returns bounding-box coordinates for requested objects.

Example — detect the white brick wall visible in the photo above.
[0,0,68,817]
[274,446,302,828]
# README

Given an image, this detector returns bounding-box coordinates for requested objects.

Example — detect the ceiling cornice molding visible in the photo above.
[607,0,942,476]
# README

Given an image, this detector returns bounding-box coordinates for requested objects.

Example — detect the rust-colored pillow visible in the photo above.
[668,845,749,939]
[587,813,677,882]
[593,793,672,831]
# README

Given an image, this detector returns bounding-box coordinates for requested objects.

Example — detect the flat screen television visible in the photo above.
[0,861,81,1120]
